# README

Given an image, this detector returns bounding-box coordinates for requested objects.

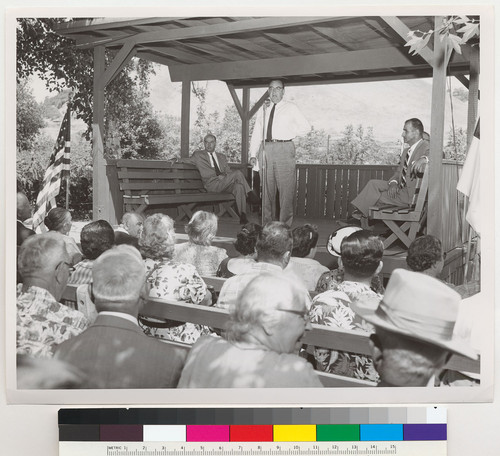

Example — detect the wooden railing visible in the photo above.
[295,164,396,220]
[107,159,466,250]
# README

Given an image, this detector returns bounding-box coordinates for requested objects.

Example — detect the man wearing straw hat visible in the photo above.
[357,269,478,387]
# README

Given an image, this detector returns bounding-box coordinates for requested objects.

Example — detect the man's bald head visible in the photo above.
[17,192,32,222]
[92,245,147,315]
[226,273,310,353]
[18,234,69,279]
[122,212,144,237]
[18,234,72,301]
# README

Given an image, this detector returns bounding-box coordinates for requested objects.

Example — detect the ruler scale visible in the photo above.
[59,408,446,456]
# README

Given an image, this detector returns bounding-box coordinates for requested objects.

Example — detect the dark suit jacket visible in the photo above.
[185,150,231,188]
[389,139,429,190]
[54,314,187,388]
[17,221,35,247]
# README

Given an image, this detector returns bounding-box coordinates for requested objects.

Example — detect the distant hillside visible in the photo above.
[40,65,469,144]
[148,65,468,143]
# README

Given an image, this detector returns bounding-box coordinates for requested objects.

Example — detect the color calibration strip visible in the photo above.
[59,408,446,442]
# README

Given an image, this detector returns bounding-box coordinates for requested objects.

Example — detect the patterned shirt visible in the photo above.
[173,242,228,277]
[68,259,94,285]
[308,281,381,382]
[16,284,89,358]
[139,258,211,344]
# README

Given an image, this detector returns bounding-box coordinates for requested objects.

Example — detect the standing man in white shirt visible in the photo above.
[351,118,429,229]
[249,79,311,227]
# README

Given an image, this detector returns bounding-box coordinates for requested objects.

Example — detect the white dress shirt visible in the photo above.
[249,100,311,159]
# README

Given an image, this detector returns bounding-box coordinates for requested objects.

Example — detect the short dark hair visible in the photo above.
[234,222,262,256]
[341,230,384,278]
[292,224,319,257]
[405,118,424,135]
[406,235,443,272]
[80,220,115,260]
[256,222,292,261]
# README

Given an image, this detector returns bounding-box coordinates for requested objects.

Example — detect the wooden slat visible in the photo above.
[120,182,203,191]
[296,167,307,218]
[347,168,359,218]
[306,167,319,217]
[145,193,234,205]
[334,168,343,219]
[325,168,336,219]
[202,276,227,293]
[117,170,201,180]
[116,159,198,170]
[61,284,481,376]
[318,167,327,218]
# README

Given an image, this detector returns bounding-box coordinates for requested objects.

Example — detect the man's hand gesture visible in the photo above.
[387,181,399,199]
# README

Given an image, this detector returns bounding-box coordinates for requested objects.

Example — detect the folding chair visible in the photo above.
[369,165,428,249]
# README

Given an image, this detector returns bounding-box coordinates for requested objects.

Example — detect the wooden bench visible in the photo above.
[60,283,481,387]
[116,159,238,222]
[369,165,429,249]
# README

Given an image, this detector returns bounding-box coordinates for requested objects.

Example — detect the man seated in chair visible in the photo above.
[182,133,260,224]
[351,118,429,229]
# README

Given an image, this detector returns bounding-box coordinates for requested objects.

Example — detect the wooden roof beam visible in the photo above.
[88,17,335,48]
[168,47,418,82]
[56,17,187,34]
[135,50,183,67]
[309,25,355,51]
[380,16,434,65]
[98,41,136,89]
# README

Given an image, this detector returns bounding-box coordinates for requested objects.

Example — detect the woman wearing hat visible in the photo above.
[316,226,384,294]
[307,230,385,381]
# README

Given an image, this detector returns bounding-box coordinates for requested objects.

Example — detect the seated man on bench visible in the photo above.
[182,133,260,224]
[351,118,429,229]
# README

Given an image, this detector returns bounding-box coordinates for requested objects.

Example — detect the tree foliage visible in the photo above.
[406,16,479,57]
[16,80,46,150]
[17,18,156,141]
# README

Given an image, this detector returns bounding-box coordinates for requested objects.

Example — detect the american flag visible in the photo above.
[32,105,71,233]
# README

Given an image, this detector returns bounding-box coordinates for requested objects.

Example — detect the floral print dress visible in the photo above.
[138,258,212,344]
[308,281,381,382]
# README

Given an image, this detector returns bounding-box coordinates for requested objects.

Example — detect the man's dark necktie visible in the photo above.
[266,103,276,141]
[210,152,222,176]
[400,149,411,188]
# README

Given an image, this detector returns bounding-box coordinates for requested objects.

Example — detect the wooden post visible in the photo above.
[466,45,479,148]
[92,46,110,222]
[180,80,191,158]
[241,88,250,165]
[427,17,447,240]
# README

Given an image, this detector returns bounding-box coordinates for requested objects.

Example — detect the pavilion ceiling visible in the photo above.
[56,16,472,87]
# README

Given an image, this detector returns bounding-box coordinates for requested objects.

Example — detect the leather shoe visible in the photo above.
[247,190,261,205]
[239,212,249,225]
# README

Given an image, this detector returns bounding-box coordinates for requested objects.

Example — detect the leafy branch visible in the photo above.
[405,16,479,57]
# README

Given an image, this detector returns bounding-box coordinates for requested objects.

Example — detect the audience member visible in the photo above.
[308,230,383,381]
[44,207,83,264]
[17,354,87,389]
[406,235,478,298]
[178,273,322,388]
[17,191,35,247]
[316,226,384,294]
[114,211,144,248]
[69,220,115,285]
[216,221,293,310]
[138,213,212,343]
[351,118,429,229]
[17,234,89,358]
[55,245,187,388]
[285,224,328,291]
[174,211,228,277]
[358,269,478,387]
[217,222,262,278]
